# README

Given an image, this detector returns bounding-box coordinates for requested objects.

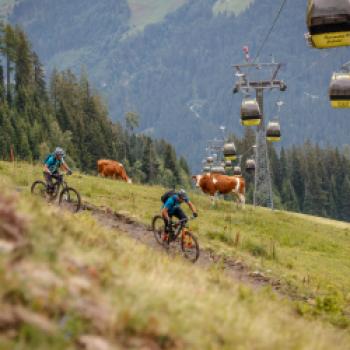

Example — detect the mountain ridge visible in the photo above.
[7,0,350,167]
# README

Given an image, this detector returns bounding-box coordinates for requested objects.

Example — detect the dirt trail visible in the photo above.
[83,202,283,293]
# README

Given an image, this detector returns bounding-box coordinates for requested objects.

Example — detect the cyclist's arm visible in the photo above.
[43,164,51,174]
[162,197,175,222]
[188,201,197,215]
[161,207,170,222]
[61,160,71,173]
[43,157,53,174]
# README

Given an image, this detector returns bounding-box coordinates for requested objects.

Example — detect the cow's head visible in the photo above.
[127,178,132,184]
[192,175,203,187]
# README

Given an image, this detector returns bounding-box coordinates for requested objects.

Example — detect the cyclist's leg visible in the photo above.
[172,207,188,224]
[43,172,53,191]
[159,212,171,242]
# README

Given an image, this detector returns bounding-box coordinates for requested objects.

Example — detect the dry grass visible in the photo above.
[1,161,350,330]
[0,174,349,349]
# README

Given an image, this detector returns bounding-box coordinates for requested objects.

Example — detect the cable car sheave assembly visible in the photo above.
[306,0,350,49]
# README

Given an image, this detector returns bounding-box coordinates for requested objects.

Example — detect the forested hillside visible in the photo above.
[6,0,350,167]
[0,23,190,187]
[233,129,350,222]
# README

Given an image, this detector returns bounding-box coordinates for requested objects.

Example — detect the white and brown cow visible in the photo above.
[97,159,132,183]
[192,173,245,206]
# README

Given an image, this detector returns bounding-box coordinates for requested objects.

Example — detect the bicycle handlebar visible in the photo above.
[171,216,196,226]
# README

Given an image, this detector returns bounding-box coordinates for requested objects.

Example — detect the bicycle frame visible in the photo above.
[51,174,68,191]
[171,217,194,241]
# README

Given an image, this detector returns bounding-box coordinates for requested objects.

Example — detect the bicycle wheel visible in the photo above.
[59,187,81,213]
[31,181,51,200]
[152,215,167,245]
[181,230,200,263]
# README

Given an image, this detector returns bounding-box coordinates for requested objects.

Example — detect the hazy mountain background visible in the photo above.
[3,0,350,168]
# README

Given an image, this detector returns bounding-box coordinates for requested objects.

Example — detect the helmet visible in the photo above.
[178,189,188,201]
[54,147,65,157]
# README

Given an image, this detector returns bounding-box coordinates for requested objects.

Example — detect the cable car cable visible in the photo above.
[252,0,288,64]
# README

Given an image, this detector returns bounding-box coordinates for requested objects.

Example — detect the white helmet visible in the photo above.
[54,147,65,157]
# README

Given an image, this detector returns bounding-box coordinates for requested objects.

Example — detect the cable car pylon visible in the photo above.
[233,60,287,209]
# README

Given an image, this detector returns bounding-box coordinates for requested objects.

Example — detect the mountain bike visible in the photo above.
[152,216,199,263]
[31,173,81,213]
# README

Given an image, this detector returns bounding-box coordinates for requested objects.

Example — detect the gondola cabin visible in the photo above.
[203,166,211,173]
[241,98,262,126]
[211,166,226,175]
[225,160,233,169]
[307,0,350,49]
[246,159,256,172]
[207,156,214,164]
[233,166,242,176]
[266,122,281,142]
[329,72,350,108]
[224,143,237,161]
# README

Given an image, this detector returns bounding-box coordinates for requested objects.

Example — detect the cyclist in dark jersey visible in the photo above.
[161,189,198,240]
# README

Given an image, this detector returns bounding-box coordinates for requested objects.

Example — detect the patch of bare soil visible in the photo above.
[83,202,283,293]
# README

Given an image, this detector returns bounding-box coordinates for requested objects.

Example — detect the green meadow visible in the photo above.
[0,161,350,349]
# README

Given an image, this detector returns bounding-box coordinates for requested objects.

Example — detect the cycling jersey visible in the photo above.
[163,194,189,215]
[44,154,64,173]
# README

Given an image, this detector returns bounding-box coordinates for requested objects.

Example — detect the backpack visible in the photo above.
[161,190,176,204]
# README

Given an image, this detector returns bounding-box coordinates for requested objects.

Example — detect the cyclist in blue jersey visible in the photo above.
[43,147,72,192]
[161,189,198,241]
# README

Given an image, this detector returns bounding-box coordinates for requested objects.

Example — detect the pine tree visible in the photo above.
[1,24,17,107]
[125,111,140,133]
[0,65,5,103]
[339,176,350,221]
[141,138,159,183]
[290,148,304,211]
[163,143,180,184]
[281,179,299,212]
[32,51,46,99]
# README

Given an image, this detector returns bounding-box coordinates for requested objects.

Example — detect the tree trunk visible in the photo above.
[6,56,11,106]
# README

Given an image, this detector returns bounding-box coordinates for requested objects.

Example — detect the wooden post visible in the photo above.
[10,144,14,163]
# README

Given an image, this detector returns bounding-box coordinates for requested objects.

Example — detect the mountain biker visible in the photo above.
[161,189,198,241]
[43,147,72,192]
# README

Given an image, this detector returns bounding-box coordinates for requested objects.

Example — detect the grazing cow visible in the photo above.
[192,173,245,206]
[97,159,132,183]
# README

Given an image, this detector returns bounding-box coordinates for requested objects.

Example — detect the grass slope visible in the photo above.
[1,161,350,334]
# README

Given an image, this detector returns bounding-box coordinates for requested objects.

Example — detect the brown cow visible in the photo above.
[97,159,132,183]
[192,173,245,206]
